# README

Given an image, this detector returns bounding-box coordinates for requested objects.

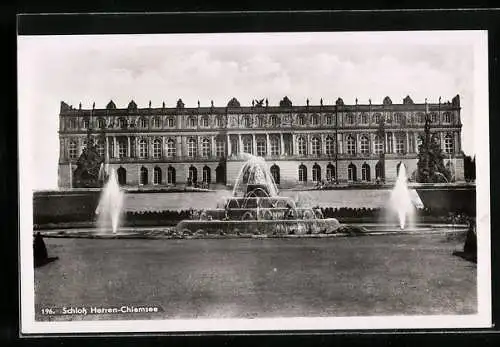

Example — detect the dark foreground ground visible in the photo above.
[34,232,476,321]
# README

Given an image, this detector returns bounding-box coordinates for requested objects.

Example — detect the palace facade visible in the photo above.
[57,95,465,188]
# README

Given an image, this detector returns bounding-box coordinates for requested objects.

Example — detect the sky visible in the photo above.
[18,31,487,190]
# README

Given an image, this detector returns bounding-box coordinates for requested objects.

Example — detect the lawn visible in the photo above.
[34,232,476,321]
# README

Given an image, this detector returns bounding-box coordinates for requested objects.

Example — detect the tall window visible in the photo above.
[138,139,148,158]
[257,116,265,128]
[201,116,209,128]
[394,113,402,124]
[243,116,251,128]
[408,132,415,153]
[201,138,210,157]
[360,113,368,124]
[346,113,354,125]
[348,163,357,181]
[298,164,307,182]
[417,113,425,123]
[97,118,106,129]
[216,138,225,157]
[187,138,197,158]
[139,117,148,128]
[312,164,321,182]
[311,114,319,126]
[361,163,371,181]
[256,136,266,157]
[152,117,161,128]
[153,138,162,158]
[96,140,105,158]
[166,138,176,158]
[297,136,307,155]
[140,167,148,185]
[68,140,78,159]
[271,115,279,127]
[167,117,175,128]
[153,167,162,185]
[431,113,438,123]
[83,118,90,129]
[188,166,197,183]
[373,113,381,124]
[298,115,305,126]
[360,136,369,154]
[188,117,196,128]
[326,136,335,156]
[118,139,127,158]
[326,164,335,181]
[215,116,223,128]
[395,134,405,154]
[443,112,452,123]
[270,136,280,156]
[69,118,77,129]
[346,135,356,155]
[202,166,211,183]
[374,135,384,154]
[387,132,393,153]
[375,161,383,180]
[167,166,176,184]
[243,136,252,154]
[311,137,321,155]
[326,114,333,125]
[444,133,454,154]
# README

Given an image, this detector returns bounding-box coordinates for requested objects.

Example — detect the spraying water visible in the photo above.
[95,168,124,234]
[389,163,414,230]
[232,153,279,197]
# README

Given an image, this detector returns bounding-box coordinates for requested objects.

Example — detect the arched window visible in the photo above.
[395,133,405,154]
[153,138,162,158]
[83,118,90,129]
[139,117,148,128]
[118,138,128,158]
[97,118,106,129]
[167,166,176,184]
[346,135,356,155]
[152,117,161,129]
[201,116,209,128]
[374,135,384,154]
[68,118,77,129]
[188,117,196,128]
[298,114,305,126]
[311,114,319,126]
[326,164,335,181]
[167,117,175,128]
[140,167,148,185]
[256,136,266,157]
[360,113,368,124]
[298,164,307,182]
[271,115,279,127]
[117,167,126,185]
[271,164,280,184]
[326,136,335,156]
[373,113,381,124]
[96,139,105,158]
[188,138,197,158]
[138,139,148,158]
[375,161,384,181]
[243,116,251,128]
[346,113,354,124]
[153,167,162,185]
[166,138,176,158]
[361,163,371,181]
[202,166,211,183]
[270,136,280,156]
[215,116,223,128]
[243,136,253,154]
[443,112,452,123]
[311,136,321,155]
[312,164,321,182]
[297,136,307,155]
[394,113,403,124]
[257,116,265,128]
[215,137,225,157]
[68,140,78,159]
[326,114,333,125]
[348,163,357,182]
[201,138,210,157]
[444,133,454,154]
[188,166,198,183]
[360,136,369,154]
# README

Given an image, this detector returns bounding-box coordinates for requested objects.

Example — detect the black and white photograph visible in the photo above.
[18,30,491,334]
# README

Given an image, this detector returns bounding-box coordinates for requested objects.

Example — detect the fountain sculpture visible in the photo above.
[389,163,415,230]
[95,168,124,234]
[176,154,341,235]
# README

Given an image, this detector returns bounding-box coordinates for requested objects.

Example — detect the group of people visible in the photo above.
[186,177,210,189]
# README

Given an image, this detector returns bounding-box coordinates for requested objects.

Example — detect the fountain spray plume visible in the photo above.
[232,153,279,197]
[95,168,124,234]
[389,163,415,230]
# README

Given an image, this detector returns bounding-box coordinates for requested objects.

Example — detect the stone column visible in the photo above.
[457,131,462,153]
[280,133,284,156]
[105,136,109,161]
[392,132,396,154]
[238,134,243,154]
[356,133,360,155]
[198,135,203,158]
[177,136,182,158]
[292,134,297,155]
[266,133,270,156]
[321,133,326,156]
[454,132,460,153]
[337,133,342,154]
[127,136,131,157]
[307,133,311,155]
[252,133,257,155]
[113,136,117,158]
[211,135,216,158]
[227,134,231,156]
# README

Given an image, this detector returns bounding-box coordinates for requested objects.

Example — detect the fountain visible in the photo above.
[389,163,415,230]
[95,168,124,234]
[176,154,341,236]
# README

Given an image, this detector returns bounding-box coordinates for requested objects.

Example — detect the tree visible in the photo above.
[463,155,476,182]
[415,116,451,183]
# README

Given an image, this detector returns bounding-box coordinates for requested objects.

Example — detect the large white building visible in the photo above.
[58,95,464,188]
